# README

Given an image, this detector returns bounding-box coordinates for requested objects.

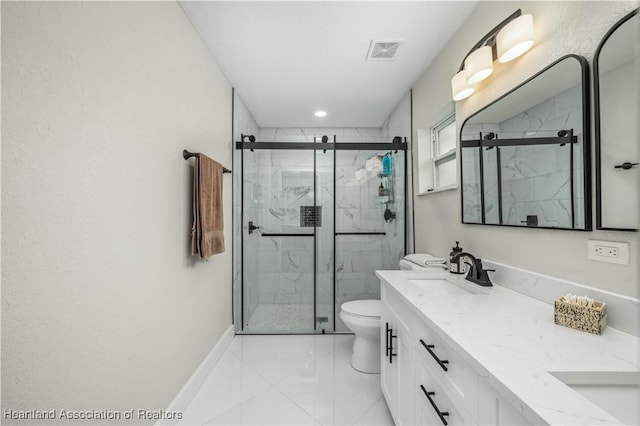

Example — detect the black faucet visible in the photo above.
[451,252,494,287]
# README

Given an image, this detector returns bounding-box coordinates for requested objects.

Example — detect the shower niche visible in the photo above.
[235,134,408,334]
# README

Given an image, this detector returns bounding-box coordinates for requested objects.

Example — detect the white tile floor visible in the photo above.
[178,334,394,426]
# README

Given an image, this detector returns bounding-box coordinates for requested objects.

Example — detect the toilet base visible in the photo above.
[349,335,381,374]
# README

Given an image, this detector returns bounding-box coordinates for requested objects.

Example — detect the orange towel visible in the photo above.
[191,154,225,258]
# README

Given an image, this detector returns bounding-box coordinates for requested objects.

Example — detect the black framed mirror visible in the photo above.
[460,54,591,230]
[594,9,639,231]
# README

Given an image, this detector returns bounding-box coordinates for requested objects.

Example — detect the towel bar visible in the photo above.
[183,149,231,173]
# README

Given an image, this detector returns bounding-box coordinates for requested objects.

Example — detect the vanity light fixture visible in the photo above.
[451,9,535,101]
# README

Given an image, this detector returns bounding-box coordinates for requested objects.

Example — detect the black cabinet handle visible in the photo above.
[389,327,397,364]
[420,385,449,425]
[614,162,639,170]
[385,322,390,358]
[420,339,449,372]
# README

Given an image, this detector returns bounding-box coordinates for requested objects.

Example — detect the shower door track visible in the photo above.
[235,141,407,151]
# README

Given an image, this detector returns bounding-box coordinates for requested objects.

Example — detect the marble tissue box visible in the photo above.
[554,297,607,335]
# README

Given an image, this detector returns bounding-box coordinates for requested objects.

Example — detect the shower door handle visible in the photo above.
[335,232,386,236]
[260,233,315,237]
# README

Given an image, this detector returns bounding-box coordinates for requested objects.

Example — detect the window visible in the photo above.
[417,108,457,194]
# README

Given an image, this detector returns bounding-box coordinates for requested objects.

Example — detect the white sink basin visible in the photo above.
[550,371,639,425]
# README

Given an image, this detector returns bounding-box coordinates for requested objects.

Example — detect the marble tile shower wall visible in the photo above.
[232,92,260,325]
[334,150,405,330]
[245,150,318,311]
[461,85,583,227]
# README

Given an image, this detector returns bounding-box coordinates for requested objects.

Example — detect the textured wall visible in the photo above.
[2,2,232,424]
[412,1,639,298]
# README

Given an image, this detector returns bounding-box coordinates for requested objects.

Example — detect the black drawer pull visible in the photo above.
[420,339,449,372]
[388,325,397,364]
[385,322,390,357]
[420,385,449,425]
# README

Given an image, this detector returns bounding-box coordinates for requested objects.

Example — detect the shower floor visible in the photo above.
[245,303,315,333]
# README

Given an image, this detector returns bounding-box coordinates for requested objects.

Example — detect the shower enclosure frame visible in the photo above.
[236,135,408,333]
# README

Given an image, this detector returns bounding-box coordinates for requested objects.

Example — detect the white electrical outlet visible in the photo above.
[587,240,630,265]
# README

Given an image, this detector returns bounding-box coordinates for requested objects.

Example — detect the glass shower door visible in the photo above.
[334,148,405,331]
[241,148,317,333]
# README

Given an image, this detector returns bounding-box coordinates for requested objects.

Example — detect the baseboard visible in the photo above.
[156,325,235,426]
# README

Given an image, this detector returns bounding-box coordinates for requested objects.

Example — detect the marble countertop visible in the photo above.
[376,270,639,425]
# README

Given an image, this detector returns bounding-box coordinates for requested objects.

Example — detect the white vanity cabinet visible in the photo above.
[414,355,476,425]
[381,285,417,426]
[477,379,530,425]
[381,280,531,426]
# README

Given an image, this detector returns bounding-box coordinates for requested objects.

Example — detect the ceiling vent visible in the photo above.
[367,40,403,61]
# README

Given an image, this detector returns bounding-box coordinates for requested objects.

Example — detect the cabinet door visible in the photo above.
[478,378,531,425]
[395,312,415,426]
[381,300,415,426]
[380,307,398,418]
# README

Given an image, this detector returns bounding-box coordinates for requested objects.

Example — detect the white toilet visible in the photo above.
[340,299,381,374]
[341,256,444,374]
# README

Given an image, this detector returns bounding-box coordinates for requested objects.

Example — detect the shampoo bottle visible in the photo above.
[382,154,391,176]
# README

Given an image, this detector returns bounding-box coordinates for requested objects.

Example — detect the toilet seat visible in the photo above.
[341,300,381,319]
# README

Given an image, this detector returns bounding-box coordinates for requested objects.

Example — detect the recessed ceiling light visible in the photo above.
[314,110,327,117]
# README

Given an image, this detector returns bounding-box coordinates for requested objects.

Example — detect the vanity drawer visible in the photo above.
[417,322,478,418]
[415,356,475,426]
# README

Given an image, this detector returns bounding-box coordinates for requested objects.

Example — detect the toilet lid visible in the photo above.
[341,300,381,318]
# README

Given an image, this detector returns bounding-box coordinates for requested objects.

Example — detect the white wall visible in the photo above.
[1,2,233,423]
[412,1,639,298]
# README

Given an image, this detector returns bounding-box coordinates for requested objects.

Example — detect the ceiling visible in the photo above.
[179,1,478,128]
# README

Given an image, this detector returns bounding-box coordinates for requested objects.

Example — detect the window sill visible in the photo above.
[417,184,458,196]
